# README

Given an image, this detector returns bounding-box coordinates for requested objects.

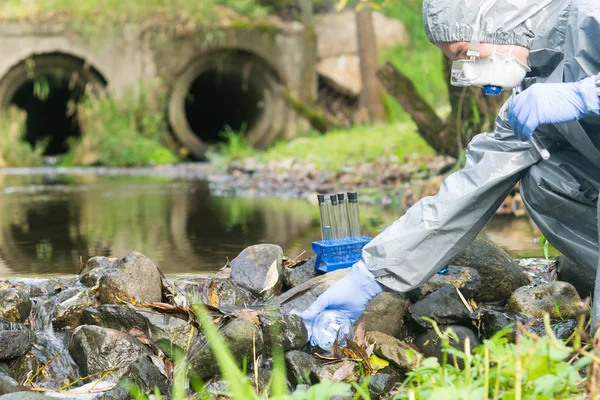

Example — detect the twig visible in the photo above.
[25,350,63,386]
[455,287,473,314]
[87,367,117,392]
[31,367,119,392]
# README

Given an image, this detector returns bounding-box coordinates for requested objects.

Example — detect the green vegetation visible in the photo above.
[64,84,179,167]
[210,123,435,172]
[125,306,600,399]
[378,0,450,121]
[0,107,46,168]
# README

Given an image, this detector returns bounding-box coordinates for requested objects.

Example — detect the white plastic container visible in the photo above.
[310,310,354,351]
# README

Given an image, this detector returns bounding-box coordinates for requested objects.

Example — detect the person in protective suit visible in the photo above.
[300,0,600,339]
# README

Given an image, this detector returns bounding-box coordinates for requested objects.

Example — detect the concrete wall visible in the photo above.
[0,20,316,156]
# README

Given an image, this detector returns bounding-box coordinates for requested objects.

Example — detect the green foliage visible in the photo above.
[208,125,258,167]
[395,317,592,400]
[0,107,46,167]
[66,84,179,167]
[259,123,434,172]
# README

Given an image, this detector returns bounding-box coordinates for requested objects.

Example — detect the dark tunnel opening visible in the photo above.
[184,67,266,144]
[11,75,84,155]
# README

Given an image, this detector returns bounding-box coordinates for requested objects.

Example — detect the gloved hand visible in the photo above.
[298,262,383,341]
[509,75,600,141]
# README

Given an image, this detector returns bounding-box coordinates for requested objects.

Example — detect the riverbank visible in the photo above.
[0,237,594,399]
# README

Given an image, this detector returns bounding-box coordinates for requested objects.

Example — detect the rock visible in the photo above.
[0,373,19,395]
[0,392,49,400]
[556,255,594,299]
[123,355,169,394]
[356,293,409,340]
[197,380,229,399]
[284,351,317,385]
[230,244,283,298]
[367,331,421,371]
[259,313,307,354]
[552,319,578,340]
[451,235,529,302]
[509,282,586,319]
[69,325,150,377]
[187,318,263,379]
[0,332,31,361]
[280,292,318,316]
[52,288,96,329]
[313,360,359,383]
[81,305,194,349]
[480,308,524,341]
[8,353,42,384]
[97,253,163,304]
[79,256,118,287]
[415,326,480,368]
[186,278,254,308]
[0,321,36,345]
[282,258,318,290]
[0,290,31,323]
[359,367,402,400]
[410,285,472,329]
[408,266,481,302]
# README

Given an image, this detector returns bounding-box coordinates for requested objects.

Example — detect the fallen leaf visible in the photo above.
[260,259,279,294]
[149,355,167,378]
[365,343,375,357]
[137,336,151,346]
[164,358,174,379]
[331,362,354,382]
[128,328,145,337]
[232,309,261,326]
[353,319,366,347]
[368,354,389,371]
[208,276,220,308]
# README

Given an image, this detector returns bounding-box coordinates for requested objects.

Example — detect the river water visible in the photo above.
[0,174,545,277]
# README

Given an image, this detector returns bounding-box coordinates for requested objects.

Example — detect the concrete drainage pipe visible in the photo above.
[0,53,107,155]
[169,50,288,159]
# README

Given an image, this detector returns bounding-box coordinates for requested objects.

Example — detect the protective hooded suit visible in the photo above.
[359,0,600,300]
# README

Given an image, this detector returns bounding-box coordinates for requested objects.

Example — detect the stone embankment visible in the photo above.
[0,237,587,399]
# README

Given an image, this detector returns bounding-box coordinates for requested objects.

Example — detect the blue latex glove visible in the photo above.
[509,75,600,141]
[298,262,383,341]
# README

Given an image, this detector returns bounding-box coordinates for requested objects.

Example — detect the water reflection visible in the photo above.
[0,175,545,277]
[0,175,317,276]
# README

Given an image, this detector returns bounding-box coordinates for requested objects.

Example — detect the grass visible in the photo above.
[211,123,435,172]
[0,107,46,168]
[63,82,179,167]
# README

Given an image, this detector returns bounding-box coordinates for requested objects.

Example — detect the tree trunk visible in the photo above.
[377,57,508,157]
[356,8,386,123]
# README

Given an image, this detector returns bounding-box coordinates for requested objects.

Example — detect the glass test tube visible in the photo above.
[347,192,361,238]
[317,194,332,241]
[336,193,349,239]
[329,194,340,239]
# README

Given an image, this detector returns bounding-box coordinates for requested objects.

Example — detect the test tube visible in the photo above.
[317,194,332,241]
[512,85,550,160]
[347,192,361,238]
[336,193,349,239]
[329,194,340,239]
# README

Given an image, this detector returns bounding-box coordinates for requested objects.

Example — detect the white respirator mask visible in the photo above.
[451,44,531,90]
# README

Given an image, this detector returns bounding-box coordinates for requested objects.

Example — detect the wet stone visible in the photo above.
[0,290,31,323]
[359,367,402,400]
[78,256,118,287]
[259,313,307,355]
[408,266,481,302]
[509,281,587,319]
[451,235,529,302]
[69,325,150,378]
[122,355,169,395]
[415,325,480,368]
[284,350,317,385]
[230,244,284,298]
[0,392,50,400]
[97,253,163,304]
[357,292,410,340]
[8,353,42,384]
[186,278,254,308]
[282,257,318,290]
[52,288,97,329]
[187,318,263,379]
[0,321,36,346]
[410,285,472,329]
[313,360,359,383]
[367,331,421,371]
[556,255,594,299]
[0,373,19,395]
[0,332,31,361]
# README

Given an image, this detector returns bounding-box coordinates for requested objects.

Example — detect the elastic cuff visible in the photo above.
[579,75,600,116]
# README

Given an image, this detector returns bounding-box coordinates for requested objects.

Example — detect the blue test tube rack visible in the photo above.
[312,236,373,273]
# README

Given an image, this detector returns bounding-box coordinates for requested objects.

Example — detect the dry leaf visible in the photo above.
[346,340,369,362]
[365,343,375,357]
[208,276,220,308]
[137,336,151,346]
[164,358,174,380]
[149,355,167,378]
[353,319,366,347]
[260,259,279,294]
[232,309,261,326]
[331,362,354,382]
[128,328,145,337]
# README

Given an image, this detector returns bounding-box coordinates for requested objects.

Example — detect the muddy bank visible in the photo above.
[0,236,588,399]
